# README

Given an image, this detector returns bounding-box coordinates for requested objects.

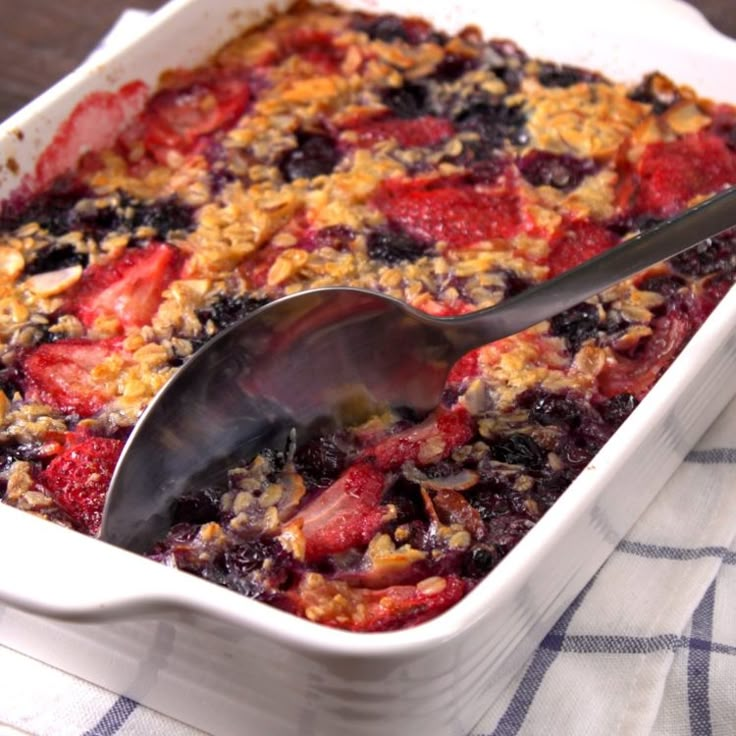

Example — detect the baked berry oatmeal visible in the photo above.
[1,3,735,631]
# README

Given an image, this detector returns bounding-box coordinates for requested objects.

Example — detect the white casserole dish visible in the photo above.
[0,1,735,734]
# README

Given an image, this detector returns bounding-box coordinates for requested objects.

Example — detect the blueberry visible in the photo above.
[381,83,431,119]
[455,96,527,149]
[279,132,341,182]
[601,393,638,428]
[293,436,348,488]
[518,150,596,191]
[24,243,88,276]
[504,271,531,298]
[366,228,430,263]
[463,543,499,578]
[549,303,600,353]
[536,62,604,88]
[490,433,546,470]
[198,295,271,331]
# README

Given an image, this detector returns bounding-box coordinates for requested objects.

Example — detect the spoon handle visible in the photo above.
[450,186,736,350]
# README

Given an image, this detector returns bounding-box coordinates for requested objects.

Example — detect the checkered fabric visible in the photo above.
[1,9,735,736]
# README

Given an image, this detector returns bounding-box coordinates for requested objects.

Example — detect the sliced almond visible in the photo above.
[0,247,25,280]
[25,264,83,297]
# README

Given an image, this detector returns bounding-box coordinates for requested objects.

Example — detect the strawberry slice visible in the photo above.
[293,573,465,631]
[70,243,179,332]
[373,176,522,248]
[22,338,121,417]
[139,69,250,163]
[366,407,475,472]
[348,115,454,148]
[633,132,736,217]
[41,436,123,535]
[547,218,618,277]
[283,463,388,562]
[599,311,691,399]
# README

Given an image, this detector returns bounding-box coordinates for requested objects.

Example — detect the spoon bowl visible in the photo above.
[100,187,736,552]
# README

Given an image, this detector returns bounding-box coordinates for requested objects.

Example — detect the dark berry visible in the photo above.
[455,97,527,149]
[670,230,736,277]
[366,227,430,263]
[381,83,431,119]
[463,543,499,578]
[636,274,686,297]
[504,271,531,298]
[490,433,546,470]
[486,513,535,553]
[172,486,223,525]
[293,436,348,488]
[536,62,604,88]
[430,54,477,82]
[24,243,88,276]
[518,150,596,191]
[352,14,410,43]
[601,393,638,428]
[549,302,600,353]
[198,295,271,331]
[528,392,583,428]
[279,132,341,182]
[0,177,91,235]
[628,73,680,115]
[128,196,195,238]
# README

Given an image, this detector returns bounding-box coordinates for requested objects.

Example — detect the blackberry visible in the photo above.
[293,436,348,488]
[455,96,527,149]
[352,14,410,43]
[628,73,680,115]
[601,393,638,428]
[127,195,195,239]
[670,230,736,277]
[527,391,584,428]
[172,486,223,525]
[381,82,432,119]
[279,132,341,182]
[463,543,499,578]
[549,302,600,353]
[636,274,686,297]
[0,177,91,235]
[366,228,429,263]
[198,295,271,331]
[429,54,477,83]
[490,433,546,470]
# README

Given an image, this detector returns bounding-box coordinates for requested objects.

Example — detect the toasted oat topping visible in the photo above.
[1,3,735,631]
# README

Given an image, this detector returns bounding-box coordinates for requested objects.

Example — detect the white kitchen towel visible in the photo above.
[0,7,735,736]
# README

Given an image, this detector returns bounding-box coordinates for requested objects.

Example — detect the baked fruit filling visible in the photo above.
[1,4,735,631]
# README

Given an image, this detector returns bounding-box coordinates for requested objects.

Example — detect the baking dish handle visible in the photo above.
[0,505,191,621]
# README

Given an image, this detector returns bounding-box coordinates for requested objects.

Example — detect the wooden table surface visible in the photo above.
[0,0,734,121]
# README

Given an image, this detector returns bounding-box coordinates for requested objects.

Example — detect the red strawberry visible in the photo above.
[139,69,250,163]
[41,436,123,535]
[599,311,691,399]
[22,339,121,417]
[70,243,179,332]
[349,115,454,148]
[284,463,388,562]
[547,218,618,277]
[373,177,521,248]
[367,407,474,471]
[293,574,466,631]
[634,132,736,217]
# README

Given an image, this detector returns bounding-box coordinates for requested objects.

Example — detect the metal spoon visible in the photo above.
[100,187,736,552]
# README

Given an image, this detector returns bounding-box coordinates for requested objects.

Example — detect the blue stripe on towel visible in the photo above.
[82,696,137,736]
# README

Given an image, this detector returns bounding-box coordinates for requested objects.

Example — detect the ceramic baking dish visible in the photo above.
[0,1,735,734]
